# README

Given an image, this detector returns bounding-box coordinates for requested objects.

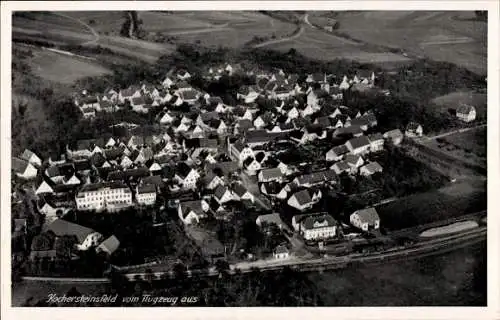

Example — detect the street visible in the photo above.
[239,171,271,210]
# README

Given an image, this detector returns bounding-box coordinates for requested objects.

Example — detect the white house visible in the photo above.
[456,104,477,122]
[405,122,423,138]
[136,184,157,206]
[229,141,254,164]
[35,179,54,195]
[359,161,383,176]
[159,111,175,124]
[292,214,336,241]
[383,129,404,145]
[75,182,133,212]
[19,149,42,167]
[46,219,103,251]
[273,245,290,259]
[350,207,380,231]
[345,136,372,155]
[368,133,385,152]
[233,183,254,203]
[253,116,266,129]
[258,168,284,183]
[287,189,322,211]
[178,200,210,225]
[214,185,234,204]
[175,164,200,190]
[12,157,37,180]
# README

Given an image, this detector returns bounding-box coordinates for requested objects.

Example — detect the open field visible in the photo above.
[267,27,412,69]
[376,180,486,231]
[27,47,111,84]
[325,11,486,74]
[422,127,487,168]
[432,91,487,120]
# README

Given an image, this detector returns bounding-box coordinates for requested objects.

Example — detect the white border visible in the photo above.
[1,2,499,320]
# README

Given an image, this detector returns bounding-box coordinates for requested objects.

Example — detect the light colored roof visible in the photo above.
[97,235,120,254]
[353,207,380,224]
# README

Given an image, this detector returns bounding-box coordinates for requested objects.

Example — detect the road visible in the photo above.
[253,25,305,48]
[239,172,271,210]
[121,225,486,281]
[417,123,487,142]
[51,12,100,46]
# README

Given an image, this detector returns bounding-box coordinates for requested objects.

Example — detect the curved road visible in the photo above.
[51,12,100,46]
[253,25,305,49]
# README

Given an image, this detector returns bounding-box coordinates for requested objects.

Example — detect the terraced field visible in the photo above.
[324,11,487,75]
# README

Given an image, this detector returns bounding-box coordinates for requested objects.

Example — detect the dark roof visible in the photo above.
[262,181,287,195]
[457,104,475,114]
[46,163,74,178]
[407,122,422,131]
[302,214,335,229]
[207,161,239,177]
[333,161,350,172]
[214,185,230,200]
[73,159,91,172]
[331,145,349,156]
[12,157,30,173]
[137,184,157,194]
[179,200,206,217]
[295,170,337,185]
[45,219,96,243]
[259,168,283,180]
[233,183,249,197]
[141,175,164,188]
[345,154,363,165]
[104,147,125,160]
[347,136,371,149]
[176,162,193,179]
[361,161,383,174]
[369,133,384,142]
[79,181,130,192]
[291,189,313,206]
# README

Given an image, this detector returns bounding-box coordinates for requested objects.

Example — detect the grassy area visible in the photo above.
[267,27,412,69]
[376,180,486,231]
[330,11,486,75]
[432,91,487,120]
[28,47,111,84]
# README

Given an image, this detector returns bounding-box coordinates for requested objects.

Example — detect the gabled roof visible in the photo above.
[345,154,363,165]
[46,163,75,178]
[45,219,96,243]
[291,189,313,205]
[179,200,206,217]
[331,144,349,156]
[457,104,475,114]
[302,214,335,229]
[262,181,287,195]
[233,183,249,197]
[295,170,337,185]
[97,235,120,254]
[368,133,384,142]
[141,175,164,188]
[176,162,194,179]
[259,168,283,180]
[137,184,157,194]
[12,157,30,173]
[333,161,350,172]
[407,122,422,131]
[347,136,371,149]
[353,207,380,224]
[20,149,39,162]
[361,161,383,174]
[214,185,230,200]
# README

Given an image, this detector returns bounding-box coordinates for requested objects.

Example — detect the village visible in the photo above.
[11,60,481,277]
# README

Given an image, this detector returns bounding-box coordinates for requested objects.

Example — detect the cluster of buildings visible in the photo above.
[12,63,438,265]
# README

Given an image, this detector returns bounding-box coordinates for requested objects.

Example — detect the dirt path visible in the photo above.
[253,25,304,48]
[165,24,231,36]
[51,12,100,46]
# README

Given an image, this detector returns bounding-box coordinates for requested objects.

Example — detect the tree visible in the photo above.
[55,235,77,260]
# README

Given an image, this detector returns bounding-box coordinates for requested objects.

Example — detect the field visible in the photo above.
[422,127,487,168]
[266,26,412,70]
[325,11,486,75]
[376,180,486,231]
[432,91,487,120]
[27,47,111,84]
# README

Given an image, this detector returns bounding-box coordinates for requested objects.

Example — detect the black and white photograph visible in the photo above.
[1,1,498,318]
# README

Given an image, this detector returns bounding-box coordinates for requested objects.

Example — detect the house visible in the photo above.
[136,184,157,206]
[456,104,476,122]
[148,160,162,173]
[368,133,385,152]
[162,76,174,88]
[287,189,322,211]
[213,185,234,204]
[96,235,120,256]
[274,245,290,259]
[229,140,254,164]
[405,122,423,137]
[237,86,260,103]
[292,213,336,241]
[243,157,262,175]
[345,154,365,172]
[253,116,266,129]
[178,89,200,105]
[256,213,285,230]
[233,183,254,203]
[19,149,42,167]
[45,219,103,251]
[118,86,142,104]
[293,170,337,188]
[383,129,404,146]
[350,207,380,231]
[330,161,351,175]
[177,69,191,80]
[178,200,210,225]
[326,145,349,162]
[345,136,371,155]
[75,182,133,212]
[258,168,284,183]
[260,182,290,200]
[159,111,175,124]
[204,172,225,190]
[12,157,37,180]
[62,173,81,186]
[334,125,363,138]
[35,178,55,195]
[359,161,383,176]
[174,163,200,189]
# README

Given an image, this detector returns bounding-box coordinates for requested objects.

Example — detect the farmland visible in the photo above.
[27,47,111,84]
[323,11,487,75]
[376,180,486,231]
[422,127,487,169]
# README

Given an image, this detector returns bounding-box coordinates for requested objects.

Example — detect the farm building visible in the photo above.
[350,207,380,232]
[456,104,476,122]
[405,122,423,138]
